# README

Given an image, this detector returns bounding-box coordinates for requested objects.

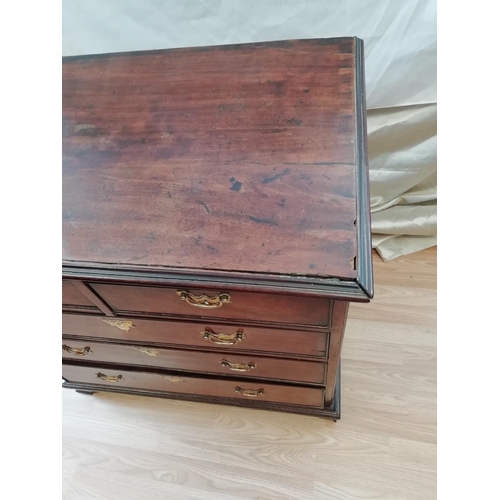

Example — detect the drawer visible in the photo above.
[89,283,330,327]
[62,280,100,313]
[62,314,328,359]
[62,363,324,407]
[62,339,326,384]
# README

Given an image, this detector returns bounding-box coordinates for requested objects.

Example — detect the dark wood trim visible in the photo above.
[333,358,341,420]
[324,301,349,405]
[62,37,355,62]
[62,363,341,420]
[70,281,114,316]
[62,305,101,315]
[327,300,334,331]
[63,265,370,302]
[354,37,374,299]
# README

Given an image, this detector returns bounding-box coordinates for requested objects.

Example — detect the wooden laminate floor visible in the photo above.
[62,247,437,500]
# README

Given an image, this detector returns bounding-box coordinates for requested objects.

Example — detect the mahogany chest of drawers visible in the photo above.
[62,37,373,420]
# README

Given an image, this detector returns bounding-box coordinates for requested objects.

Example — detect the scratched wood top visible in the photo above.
[62,38,361,280]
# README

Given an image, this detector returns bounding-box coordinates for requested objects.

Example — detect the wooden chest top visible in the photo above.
[62,37,372,300]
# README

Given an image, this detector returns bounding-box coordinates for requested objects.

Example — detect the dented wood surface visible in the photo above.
[62,38,359,279]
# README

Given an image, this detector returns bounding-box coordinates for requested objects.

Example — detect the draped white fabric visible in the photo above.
[63,0,437,260]
[368,104,437,260]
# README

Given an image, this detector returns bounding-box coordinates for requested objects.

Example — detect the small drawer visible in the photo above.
[62,363,324,407]
[61,339,326,384]
[62,314,328,359]
[62,280,100,313]
[88,283,330,327]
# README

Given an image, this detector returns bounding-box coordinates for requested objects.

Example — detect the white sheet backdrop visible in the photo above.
[63,0,437,260]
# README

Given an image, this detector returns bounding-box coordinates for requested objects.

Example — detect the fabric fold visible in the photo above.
[367,103,437,260]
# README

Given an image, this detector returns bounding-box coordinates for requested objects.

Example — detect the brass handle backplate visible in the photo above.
[220,359,256,372]
[102,319,135,332]
[96,372,123,383]
[134,347,160,357]
[62,345,92,356]
[235,387,264,397]
[202,327,244,345]
[177,290,231,309]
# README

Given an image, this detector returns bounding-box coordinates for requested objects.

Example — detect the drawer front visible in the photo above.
[62,281,99,313]
[62,314,328,359]
[62,363,324,407]
[62,339,325,384]
[89,283,330,327]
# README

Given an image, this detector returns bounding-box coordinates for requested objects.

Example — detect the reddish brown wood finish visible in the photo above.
[61,339,325,384]
[89,283,330,326]
[62,363,324,407]
[62,314,328,358]
[324,300,349,405]
[62,280,100,315]
[61,37,373,420]
[70,281,114,316]
[62,38,358,280]
[62,280,97,308]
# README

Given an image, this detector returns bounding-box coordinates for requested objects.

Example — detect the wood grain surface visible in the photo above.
[62,363,324,407]
[62,38,360,279]
[62,280,97,308]
[62,314,329,359]
[88,282,330,326]
[62,247,436,499]
[62,339,326,384]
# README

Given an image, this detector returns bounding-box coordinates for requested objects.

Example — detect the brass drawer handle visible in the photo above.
[62,345,92,356]
[177,290,231,309]
[202,327,244,345]
[96,372,123,383]
[221,359,256,372]
[235,387,264,397]
[134,347,159,357]
[102,319,135,332]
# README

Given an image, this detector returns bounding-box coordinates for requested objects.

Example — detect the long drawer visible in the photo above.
[62,363,325,407]
[62,339,326,384]
[62,314,328,359]
[88,283,330,327]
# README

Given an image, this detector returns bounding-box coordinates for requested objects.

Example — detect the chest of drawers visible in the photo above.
[62,36,373,420]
